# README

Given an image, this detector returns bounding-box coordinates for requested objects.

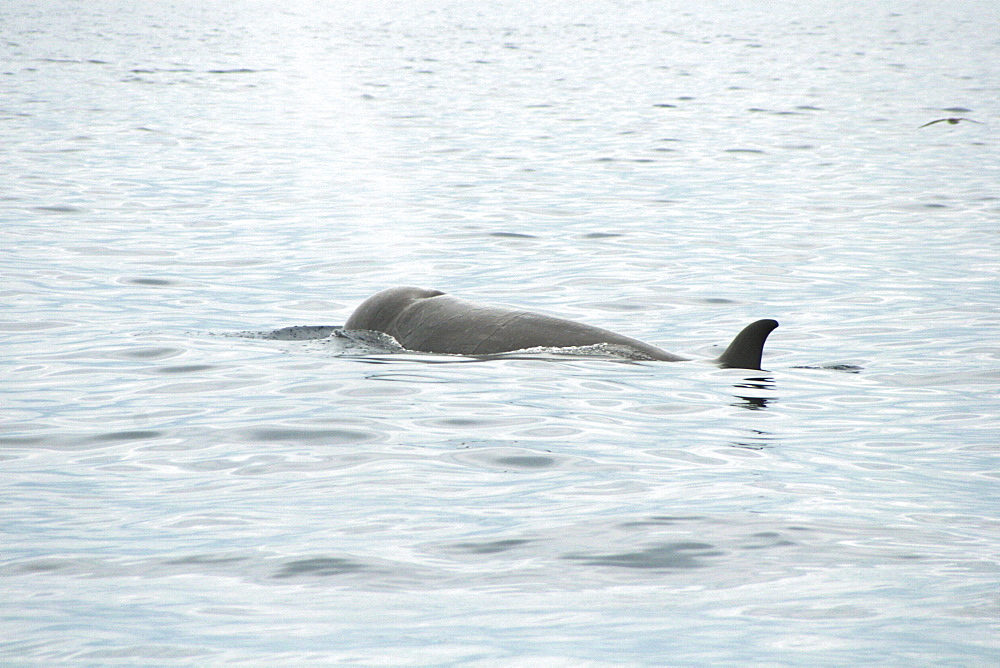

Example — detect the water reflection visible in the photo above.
[454,539,534,555]
[731,429,778,450]
[563,542,724,569]
[732,376,776,411]
[733,395,771,410]
[274,557,368,579]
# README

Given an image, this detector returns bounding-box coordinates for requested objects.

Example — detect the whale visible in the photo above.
[339,286,778,370]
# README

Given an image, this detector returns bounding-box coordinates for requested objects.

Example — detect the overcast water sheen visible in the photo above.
[2,0,999,664]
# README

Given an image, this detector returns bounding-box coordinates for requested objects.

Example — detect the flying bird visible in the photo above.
[919,117,983,128]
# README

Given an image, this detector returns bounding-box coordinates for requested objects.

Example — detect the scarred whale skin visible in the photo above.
[343,286,778,370]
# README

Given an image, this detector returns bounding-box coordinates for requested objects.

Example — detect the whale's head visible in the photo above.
[344,286,445,333]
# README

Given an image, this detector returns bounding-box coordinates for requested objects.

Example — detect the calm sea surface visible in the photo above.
[2,0,999,664]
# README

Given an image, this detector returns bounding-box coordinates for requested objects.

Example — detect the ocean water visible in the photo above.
[2,0,999,664]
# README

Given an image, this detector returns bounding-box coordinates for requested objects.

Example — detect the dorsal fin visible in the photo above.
[715,319,779,370]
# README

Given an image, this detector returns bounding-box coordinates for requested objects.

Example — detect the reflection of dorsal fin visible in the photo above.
[716,319,779,370]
